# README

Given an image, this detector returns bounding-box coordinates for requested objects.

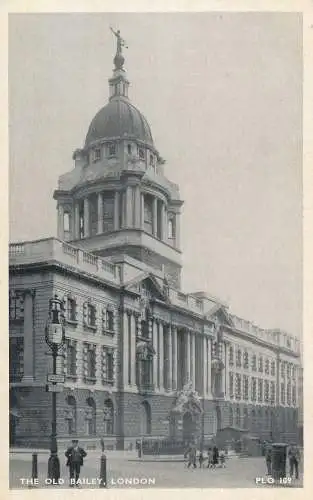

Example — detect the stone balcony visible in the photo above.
[9,237,120,285]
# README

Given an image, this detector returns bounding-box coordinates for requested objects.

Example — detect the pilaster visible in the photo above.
[159,321,164,390]
[168,324,173,391]
[185,329,191,385]
[130,313,137,386]
[83,197,90,238]
[172,325,178,391]
[191,332,196,390]
[22,290,35,382]
[152,197,158,237]
[74,202,80,239]
[152,319,158,389]
[58,204,64,239]
[97,192,103,234]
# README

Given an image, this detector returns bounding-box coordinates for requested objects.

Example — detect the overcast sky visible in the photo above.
[9,12,302,335]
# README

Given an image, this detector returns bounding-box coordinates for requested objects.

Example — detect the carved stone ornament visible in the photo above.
[171,381,203,416]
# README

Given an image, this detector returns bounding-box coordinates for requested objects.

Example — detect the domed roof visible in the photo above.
[85,98,154,147]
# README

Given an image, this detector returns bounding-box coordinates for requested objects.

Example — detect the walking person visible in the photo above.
[207,447,213,469]
[288,443,300,480]
[219,449,226,468]
[65,439,87,487]
[212,445,219,470]
[265,442,272,476]
[199,450,204,468]
[186,442,197,469]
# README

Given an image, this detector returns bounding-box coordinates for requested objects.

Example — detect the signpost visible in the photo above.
[46,385,64,393]
[47,373,65,384]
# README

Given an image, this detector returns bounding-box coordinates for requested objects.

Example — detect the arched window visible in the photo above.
[65,396,77,435]
[103,399,114,435]
[136,341,154,390]
[229,406,233,426]
[86,397,96,436]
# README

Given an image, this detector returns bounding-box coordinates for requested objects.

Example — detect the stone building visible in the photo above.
[9,37,301,450]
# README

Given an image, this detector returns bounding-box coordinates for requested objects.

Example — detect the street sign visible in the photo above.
[47,373,65,384]
[46,384,64,393]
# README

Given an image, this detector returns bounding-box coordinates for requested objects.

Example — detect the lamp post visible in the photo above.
[45,295,66,482]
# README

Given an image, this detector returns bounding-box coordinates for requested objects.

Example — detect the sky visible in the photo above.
[9,12,302,335]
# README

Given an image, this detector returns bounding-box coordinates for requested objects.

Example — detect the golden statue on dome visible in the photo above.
[110,27,128,55]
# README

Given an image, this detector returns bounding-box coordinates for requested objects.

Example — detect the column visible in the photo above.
[160,202,165,241]
[152,197,158,236]
[131,313,137,386]
[57,204,64,239]
[191,332,196,390]
[159,322,164,390]
[123,310,129,387]
[203,336,207,398]
[97,192,103,234]
[134,185,141,228]
[172,326,177,391]
[22,290,34,382]
[74,202,80,239]
[207,339,212,397]
[114,191,119,230]
[168,325,172,391]
[185,330,191,384]
[175,212,181,249]
[152,319,158,389]
[224,343,229,399]
[141,193,145,229]
[126,186,133,227]
[83,197,90,238]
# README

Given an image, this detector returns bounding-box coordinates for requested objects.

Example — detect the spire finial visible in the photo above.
[110,27,128,70]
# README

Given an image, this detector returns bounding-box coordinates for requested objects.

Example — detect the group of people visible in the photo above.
[185,443,226,469]
[264,442,301,480]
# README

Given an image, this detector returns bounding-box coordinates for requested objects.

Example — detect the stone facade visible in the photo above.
[9,38,302,450]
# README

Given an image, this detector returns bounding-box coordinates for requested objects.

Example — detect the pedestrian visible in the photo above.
[186,442,197,469]
[65,439,87,487]
[207,447,213,469]
[288,443,300,480]
[212,445,219,470]
[199,450,204,468]
[264,442,272,476]
[219,449,226,468]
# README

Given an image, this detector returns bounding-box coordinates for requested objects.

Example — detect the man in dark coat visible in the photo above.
[65,439,87,486]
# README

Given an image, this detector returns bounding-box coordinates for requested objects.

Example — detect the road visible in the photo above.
[9,452,303,489]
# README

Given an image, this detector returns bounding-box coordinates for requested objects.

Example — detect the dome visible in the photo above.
[85,98,154,147]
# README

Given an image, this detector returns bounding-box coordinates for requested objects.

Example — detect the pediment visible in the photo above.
[123,272,169,303]
[205,303,233,327]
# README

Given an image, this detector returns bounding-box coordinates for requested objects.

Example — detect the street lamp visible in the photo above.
[45,295,66,482]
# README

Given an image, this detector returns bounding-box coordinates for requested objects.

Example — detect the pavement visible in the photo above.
[9,450,304,489]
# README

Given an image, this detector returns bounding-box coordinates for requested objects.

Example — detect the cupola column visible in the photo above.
[141,193,145,229]
[161,202,167,241]
[135,185,141,228]
[74,202,80,239]
[152,197,158,237]
[83,197,90,238]
[126,186,133,227]
[114,191,120,230]
[97,192,103,234]
[175,212,181,249]
[57,204,64,240]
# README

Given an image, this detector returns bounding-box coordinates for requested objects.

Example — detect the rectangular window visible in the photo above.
[280,383,285,404]
[251,377,257,401]
[229,347,234,366]
[292,385,296,405]
[93,148,101,162]
[243,375,249,400]
[138,147,145,160]
[271,361,276,376]
[229,372,234,398]
[67,298,77,322]
[9,337,24,382]
[258,356,263,373]
[9,291,24,321]
[87,304,96,327]
[243,351,249,369]
[106,310,114,332]
[85,345,96,379]
[258,379,263,402]
[287,364,291,378]
[252,355,257,372]
[107,143,116,157]
[270,381,276,404]
[236,349,242,368]
[235,373,241,400]
[66,340,77,377]
[264,380,270,402]
[149,154,154,166]
[102,347,114,384]
[265,359,270,375]
[287,382,291,405]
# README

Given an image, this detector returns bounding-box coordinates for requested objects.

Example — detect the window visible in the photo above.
[93,148,101,162]
[9,291,24,321]
[258,356,263,373]
[243,375,249,400]
[243,351,249,369]
[107,143,116,157]
[236,348,242,368]
[138,147,145,160]
[270,381,275,405]
[149,154,154,166]
[287,382,291,405]
[83,343,96,381]
[252,354,257,372]
[144,197,153,234]
[229,346,234,366]
[103,399,114,435]
[66,297,77,323]
[84,303,97,328]
[229,372,234,398]
[264,380,270,403]
[106,310,114,332]
[235,374,241,400]
[127,144,132,155]
[280,383,285,405]
[251,377,257,401]
[86,397,96,435]
[258,379,263,402]
[235,407,241,427]
[102,348,114,384]
[265,359,270,375]
[281,362,285,378]
[287,364,291,378]
[65,396,77,435]
[271,361,276,376]
[168,219,174,239]
[65,339,77,377]
[292,385,297,405]
[9,337,24,382]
